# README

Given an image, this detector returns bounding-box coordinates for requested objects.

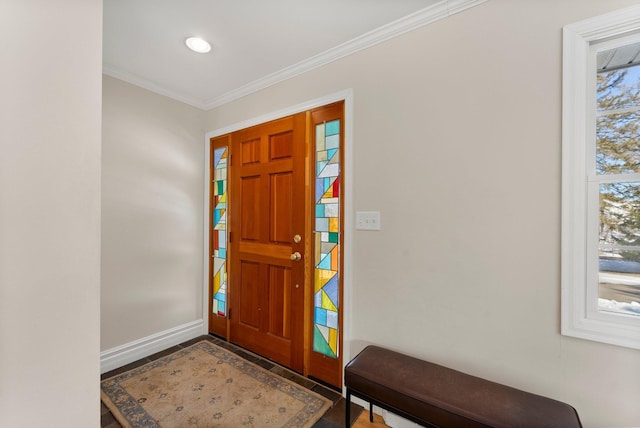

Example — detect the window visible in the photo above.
[211,146,228,318]
[313,118,342,359]
[596,46,640,318]
[562,5,640,349]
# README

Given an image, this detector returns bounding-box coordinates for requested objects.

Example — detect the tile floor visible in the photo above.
[100,334,363,428]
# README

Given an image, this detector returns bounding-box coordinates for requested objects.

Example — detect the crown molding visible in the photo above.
[103,0,487,111]
[203,0,487,110]
[102,65,209,110]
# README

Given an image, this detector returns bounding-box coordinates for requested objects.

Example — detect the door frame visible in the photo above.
[202,89,354,392]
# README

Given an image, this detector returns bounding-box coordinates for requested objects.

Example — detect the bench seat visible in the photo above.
[344,345,582,428]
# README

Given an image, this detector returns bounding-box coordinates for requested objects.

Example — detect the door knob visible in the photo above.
[290,252,302,261]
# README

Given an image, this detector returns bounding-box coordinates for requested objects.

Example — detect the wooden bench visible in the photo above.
[345,345,582,427]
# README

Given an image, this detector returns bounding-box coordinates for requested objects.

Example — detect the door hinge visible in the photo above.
[228,231,232,243]
[228,308,232,320]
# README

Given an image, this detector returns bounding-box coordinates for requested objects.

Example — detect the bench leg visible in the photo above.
[369,402,373,422]
[345,388,351,427]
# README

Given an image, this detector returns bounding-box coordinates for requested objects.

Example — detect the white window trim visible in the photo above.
[562,5,640,350]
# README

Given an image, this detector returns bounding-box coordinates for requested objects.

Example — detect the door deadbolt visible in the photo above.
[293,234,302,244]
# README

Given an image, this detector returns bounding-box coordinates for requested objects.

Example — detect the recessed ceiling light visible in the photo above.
[185,37,211,54]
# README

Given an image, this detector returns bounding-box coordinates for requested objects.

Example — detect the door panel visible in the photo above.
[240,175,261,241]
[269,131,293,160]
[237,260,260,330]
[270,172,293,243]
[268,265,291,338]
[229,113,306,372]
[241,138,261,165]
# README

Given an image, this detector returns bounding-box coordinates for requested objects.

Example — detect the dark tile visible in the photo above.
[101,358,151,381]
[232,349,261,363]
[222,342,293,374]
[332,397,364,425]
[207,333,226,343]
[312,417,341,428]
[100,409,121,428]
[314,398,364,428]
[309,376,342,393]
[178,335,213,348]
[348,400,365,425]
[270,366,316,389]
[213,340,240,352]
[312,384,342,404]
[146,345,182,361]
[253,358,275,370]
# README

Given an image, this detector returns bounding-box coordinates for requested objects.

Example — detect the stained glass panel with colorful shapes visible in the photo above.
[313,120,341,358]
[212,147,228,317]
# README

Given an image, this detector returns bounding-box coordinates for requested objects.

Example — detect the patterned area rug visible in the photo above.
[101,340,332,427]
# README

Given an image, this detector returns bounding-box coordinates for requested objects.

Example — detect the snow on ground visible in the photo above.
[599,298,640,315]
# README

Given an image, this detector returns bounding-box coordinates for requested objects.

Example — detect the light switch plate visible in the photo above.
[356,211,381,230]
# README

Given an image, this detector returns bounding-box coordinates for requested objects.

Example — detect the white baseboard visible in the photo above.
[382,410,422,428]
[100,319,204,374]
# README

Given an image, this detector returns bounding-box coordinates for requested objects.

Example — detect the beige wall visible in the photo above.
[204,1,640,426]
[101,76,206,350]
[0,0,102,426]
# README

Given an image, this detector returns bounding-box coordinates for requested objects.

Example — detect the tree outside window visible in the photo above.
[596,58,640,316]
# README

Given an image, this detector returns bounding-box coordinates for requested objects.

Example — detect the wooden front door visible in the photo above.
[228,113,306,372]
[209,102,345,387]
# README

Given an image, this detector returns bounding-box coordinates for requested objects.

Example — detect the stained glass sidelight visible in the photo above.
[313,120,341,358]
[212,147,228,317]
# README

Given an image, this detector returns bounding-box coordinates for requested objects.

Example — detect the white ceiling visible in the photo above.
[103,0,476,110]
